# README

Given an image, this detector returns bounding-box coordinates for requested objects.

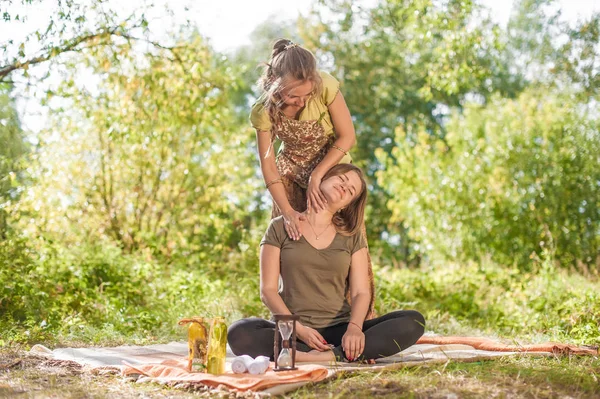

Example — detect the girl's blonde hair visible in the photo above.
[257,39,323,129]
[322,163,368,237]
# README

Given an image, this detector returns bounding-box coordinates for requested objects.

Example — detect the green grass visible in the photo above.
[375,260,600,346]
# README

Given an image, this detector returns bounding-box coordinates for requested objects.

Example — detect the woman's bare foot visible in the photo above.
[295,349,335,363]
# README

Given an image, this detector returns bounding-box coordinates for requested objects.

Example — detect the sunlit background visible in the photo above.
[2,0,598,132]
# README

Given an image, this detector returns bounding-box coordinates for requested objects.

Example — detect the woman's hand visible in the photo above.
[296,323,331,351]
[307,174,327,213]
[282,208,305,241]
[342,323,365,361]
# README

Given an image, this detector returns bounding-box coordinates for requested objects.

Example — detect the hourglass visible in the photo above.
[273,314,299,371]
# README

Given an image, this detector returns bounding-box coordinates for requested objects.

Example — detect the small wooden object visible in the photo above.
[273,314,299,371]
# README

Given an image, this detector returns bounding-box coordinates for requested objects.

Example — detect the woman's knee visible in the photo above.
[227,317,273,356]
[402,310,425,326]
[409,310,425,336]
[387,309,426,338]
[227,317,260,354]
[384,309,425,324]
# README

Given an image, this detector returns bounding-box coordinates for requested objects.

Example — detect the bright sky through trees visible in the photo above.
[1,0,598,133]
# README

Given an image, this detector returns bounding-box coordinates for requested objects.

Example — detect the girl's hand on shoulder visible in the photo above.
[296,323,331,352]
[282,209,305,241]
[307,174,327,213]
[342,323,365,361]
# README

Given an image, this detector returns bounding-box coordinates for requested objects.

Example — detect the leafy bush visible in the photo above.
[377,89,600,269]
[375,259,600,345]
[0,230,265,346]
[0,236,154,343]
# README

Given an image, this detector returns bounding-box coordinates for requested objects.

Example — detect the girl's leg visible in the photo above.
[227,317,277,359]
[317,310,425,362]
[360,310,425,360]
[227,317,327,361]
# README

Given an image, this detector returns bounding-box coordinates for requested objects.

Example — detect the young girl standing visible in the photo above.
[251,39,375,318]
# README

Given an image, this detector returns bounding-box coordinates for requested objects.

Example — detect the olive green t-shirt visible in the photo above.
[260,216,367,329]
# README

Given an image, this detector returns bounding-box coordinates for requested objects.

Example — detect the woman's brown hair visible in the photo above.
[321,163,367,236]
[257,39,323,130]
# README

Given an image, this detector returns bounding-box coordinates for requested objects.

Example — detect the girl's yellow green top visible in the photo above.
[250,70,342,138]
[250,71,352,190]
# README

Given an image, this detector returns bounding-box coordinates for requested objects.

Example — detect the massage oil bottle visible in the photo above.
[178,317,208,372]
[206,316,227,375]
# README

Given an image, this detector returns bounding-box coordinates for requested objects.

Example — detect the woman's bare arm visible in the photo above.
[256,130,294,214]
[259,244,293,315]
[348,247,371,327]
[310,91,357,179]
[256,130,304,239]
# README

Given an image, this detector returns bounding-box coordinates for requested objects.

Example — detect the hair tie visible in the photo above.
[284,41,298,51]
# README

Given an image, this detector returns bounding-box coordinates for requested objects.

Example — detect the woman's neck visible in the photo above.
[281,105,303,119]
[304,209,334,227]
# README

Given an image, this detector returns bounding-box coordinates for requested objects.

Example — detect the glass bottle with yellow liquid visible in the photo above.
[178,317,209,372]
[206,316,227,375]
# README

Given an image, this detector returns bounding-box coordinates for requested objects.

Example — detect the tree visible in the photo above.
[377,88,600,269]
[506,0,600,101]
[0,0,176,83]
[302,0,518,264]
[13,33,260,264]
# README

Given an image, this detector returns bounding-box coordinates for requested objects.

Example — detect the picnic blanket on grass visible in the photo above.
[30,336,597,396]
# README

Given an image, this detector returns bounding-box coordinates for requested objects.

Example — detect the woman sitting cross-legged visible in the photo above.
[228,164,425,362]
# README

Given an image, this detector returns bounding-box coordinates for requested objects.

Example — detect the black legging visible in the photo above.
[228,310,425,362]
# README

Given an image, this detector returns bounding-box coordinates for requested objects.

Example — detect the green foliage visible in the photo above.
[12,34,261,260]
[0,229,266,346]
[0,234,156,343]
[377,89,599,269]
[507,0,600,100]
[0,83,28,236]
[375,260,600,345]
[1,0,154,82]
[303,0,523,263]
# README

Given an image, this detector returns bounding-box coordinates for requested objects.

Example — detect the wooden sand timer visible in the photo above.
[273,314,299,371]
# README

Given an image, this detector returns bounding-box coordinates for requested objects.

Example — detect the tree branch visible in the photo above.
[0,27,180,82]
